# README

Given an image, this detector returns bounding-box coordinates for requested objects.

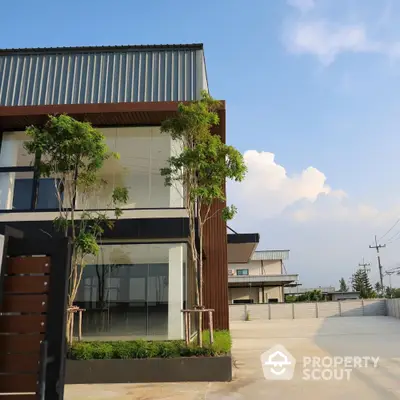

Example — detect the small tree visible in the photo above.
[161,91,246,345]
[339,277,349,292]
[352,269,374,298]
[24,115,128,342]
[375,282,383,297]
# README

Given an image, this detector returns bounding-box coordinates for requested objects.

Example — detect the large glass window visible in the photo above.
[0,132,60,211]
[74,243,187,340]
[75,127,183,210]
[0,127,183,211]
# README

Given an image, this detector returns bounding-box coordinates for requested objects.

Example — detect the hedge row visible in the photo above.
[68,330,231,360]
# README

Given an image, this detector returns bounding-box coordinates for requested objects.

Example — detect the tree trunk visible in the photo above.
[197,203,204,347]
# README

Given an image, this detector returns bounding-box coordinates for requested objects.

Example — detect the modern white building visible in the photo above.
[228,249,298,304]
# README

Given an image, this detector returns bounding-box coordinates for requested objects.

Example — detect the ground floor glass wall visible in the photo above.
[75,243,187,340]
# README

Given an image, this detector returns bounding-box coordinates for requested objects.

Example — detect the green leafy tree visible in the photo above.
[386,287,400,298]
[339,277,349,292]
[375,282,384,297]
[351,269,374,298]
[295,290,323,302]
[161,91,246,345]
[24,115,128,342]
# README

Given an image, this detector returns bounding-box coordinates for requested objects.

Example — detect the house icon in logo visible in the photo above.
[260,345,296,380]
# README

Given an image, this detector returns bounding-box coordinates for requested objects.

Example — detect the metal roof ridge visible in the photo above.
[0,43,204,54]
[254,249,290,252]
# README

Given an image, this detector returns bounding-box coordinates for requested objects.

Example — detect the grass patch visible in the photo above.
[68,330,231,360]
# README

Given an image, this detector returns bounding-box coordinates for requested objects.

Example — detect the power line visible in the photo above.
[379,218,400,241]
[386,230,400,244]
[369,235,386,289]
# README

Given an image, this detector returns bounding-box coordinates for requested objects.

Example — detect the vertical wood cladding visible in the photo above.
[203,109,229,330]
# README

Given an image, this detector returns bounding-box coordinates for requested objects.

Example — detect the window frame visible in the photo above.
[236,269,249,276]
[0,165,63,212]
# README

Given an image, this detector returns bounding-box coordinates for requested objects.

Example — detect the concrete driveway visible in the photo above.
[65,316,400,399]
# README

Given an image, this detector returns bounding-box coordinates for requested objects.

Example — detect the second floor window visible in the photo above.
[236,269,249,276]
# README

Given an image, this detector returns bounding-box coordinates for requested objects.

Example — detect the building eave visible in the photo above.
[228,274,298,286]
[227,233,260,264]
[0,101,226,133]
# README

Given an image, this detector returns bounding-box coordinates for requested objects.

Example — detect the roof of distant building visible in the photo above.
[251,250,289,261]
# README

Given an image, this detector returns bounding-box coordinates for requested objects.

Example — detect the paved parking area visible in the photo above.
[65,316,400,399]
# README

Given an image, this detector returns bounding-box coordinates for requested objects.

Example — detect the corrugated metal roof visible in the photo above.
[252,250,290,261]
[0,45,206,106]
[228,274,298,284]
[0,43,203,55]
[284,286,335,294]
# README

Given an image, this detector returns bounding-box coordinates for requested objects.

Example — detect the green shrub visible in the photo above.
[68,330,231,360]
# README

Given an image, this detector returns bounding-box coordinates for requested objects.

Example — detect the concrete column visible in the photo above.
[168,245,183,339]
[169,138,183,207]
[0,137,19,209]
[258,287,263,304]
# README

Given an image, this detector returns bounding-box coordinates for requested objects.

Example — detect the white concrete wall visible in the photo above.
[229,299,387,321]
[229,287,259,303]
[229,286,284,304]
[387,299,400,319]
[229,260,282,276]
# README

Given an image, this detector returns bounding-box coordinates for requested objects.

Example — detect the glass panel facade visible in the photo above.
[0,127,183,211]
[0,171,34,210]
[75,127,183,209]
[75,243,187,340]
[0,172,61,211]
[0,132,34,168]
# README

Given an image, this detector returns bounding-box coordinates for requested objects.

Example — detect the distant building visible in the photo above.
[228,247,298,304]
[284,286,360,301]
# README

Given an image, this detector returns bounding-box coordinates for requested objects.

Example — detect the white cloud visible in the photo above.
[228,150,400,287]
[229,150,345,220]
[288,0,315,13]
[286,21,372,65]
[284,2,400,64]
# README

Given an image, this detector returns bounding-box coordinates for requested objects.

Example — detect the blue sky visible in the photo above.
[2,0,400,287]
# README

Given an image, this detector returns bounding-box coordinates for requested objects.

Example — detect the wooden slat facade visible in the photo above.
[0,334,44,353]
[0,294,48,313]
[0,375,37,393]
[0,315,46,334]
[0,374,38,398]
[3,276,49,294]
[203,109,229,330]
[0,354,40,373]
[6,256,51,275]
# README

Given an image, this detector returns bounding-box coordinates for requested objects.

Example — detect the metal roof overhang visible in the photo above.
[228,274,298,287]
[0,101,226,136]
[227,233,260,264]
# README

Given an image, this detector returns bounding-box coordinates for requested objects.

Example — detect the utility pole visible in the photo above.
[358,257,371,273]
[369,235,386,289]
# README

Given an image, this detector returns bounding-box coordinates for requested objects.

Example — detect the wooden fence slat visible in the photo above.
[0,374,37,393]
[4,276,49,294]
[0,353,40,373]
[0,334,44,353]
[6,256,50,274]
[0,316,46,334]
[0,294,48,313]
